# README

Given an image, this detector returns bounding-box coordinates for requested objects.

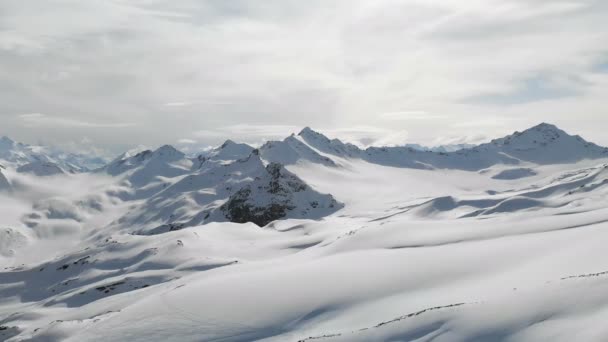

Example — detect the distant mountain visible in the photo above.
[0,136,107,172]
[9,123,607,232]
[102,145,193,197]
[479,123,607,164]
[16,161,66,176]
[257,123,608,170]
[260,133,338,167]
[112,149,342,234]
[410,143,476,153]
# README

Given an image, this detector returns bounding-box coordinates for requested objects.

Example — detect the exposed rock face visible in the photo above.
[220,162,341,227]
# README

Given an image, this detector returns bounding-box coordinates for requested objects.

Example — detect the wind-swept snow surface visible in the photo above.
[2,124,608,341]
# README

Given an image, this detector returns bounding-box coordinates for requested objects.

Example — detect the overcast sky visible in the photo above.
[1,0,607,155]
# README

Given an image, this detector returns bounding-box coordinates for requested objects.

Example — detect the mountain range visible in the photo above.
[0,136,107,173]
[0,122,606,231]
[2,123,608,341]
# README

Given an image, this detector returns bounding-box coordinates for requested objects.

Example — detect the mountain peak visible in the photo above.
[298,127,326,138]
[298,127,332,144]
[491,123,570,146]
[220,139,236,149]
[152,145,183,158]
[527,122,564,134]
[298,127,315,135]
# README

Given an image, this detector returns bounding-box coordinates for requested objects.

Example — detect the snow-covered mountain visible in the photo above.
[215,159,341,226]
[260,133,338,167]
[0,136,107,172]
[2,123,608,342]
[196,139,255,167]
[110,149,342,234]
[16,161,67,176]
[260,123,608,171]
[103,144,192,190]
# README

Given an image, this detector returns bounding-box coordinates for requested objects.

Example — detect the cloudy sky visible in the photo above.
[1,0,607,155]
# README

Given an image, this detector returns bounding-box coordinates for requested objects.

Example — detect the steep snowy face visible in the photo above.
[16,161,66,176]
[218,162,342,226]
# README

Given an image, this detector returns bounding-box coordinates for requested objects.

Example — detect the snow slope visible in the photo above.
[1,123,608,342]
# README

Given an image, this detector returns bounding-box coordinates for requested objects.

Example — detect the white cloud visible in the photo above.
[164,102,192,107]
[18,113,134,128]
[195,124,300,142]
[176,139,197,145]
[0,0,607,151]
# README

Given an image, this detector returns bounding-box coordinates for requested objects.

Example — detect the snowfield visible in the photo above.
[2,123,608,341]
